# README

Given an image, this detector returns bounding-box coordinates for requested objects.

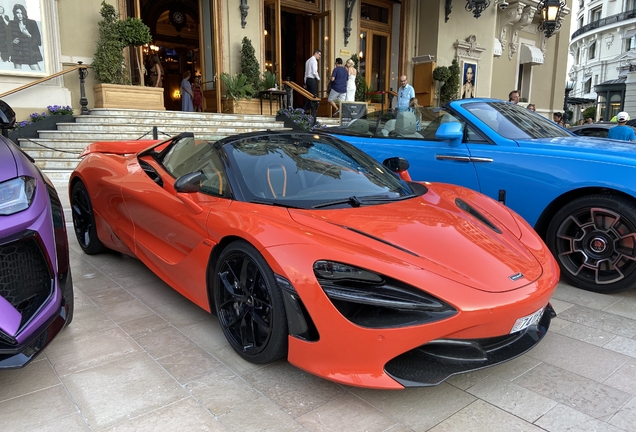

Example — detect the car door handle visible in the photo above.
[436,155,493,163]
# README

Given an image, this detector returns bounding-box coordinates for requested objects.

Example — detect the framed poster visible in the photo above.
[0,0,46,75]
[460,61,476,99]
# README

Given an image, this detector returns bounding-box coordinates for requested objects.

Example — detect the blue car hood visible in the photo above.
[516,135,636,160]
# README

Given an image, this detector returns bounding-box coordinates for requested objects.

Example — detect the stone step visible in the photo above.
[55,122,287,132]
[18,136,230,151]
[42,169,75,182]
[88,108,278,122]
[64,117,285,130]
[35,158,81,170]
[35,127,282,140]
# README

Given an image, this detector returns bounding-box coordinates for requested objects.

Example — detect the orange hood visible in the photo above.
[289,191,543,293]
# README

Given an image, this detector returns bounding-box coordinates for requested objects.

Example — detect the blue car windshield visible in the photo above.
[463,101,572,139]
[224,133,415,208]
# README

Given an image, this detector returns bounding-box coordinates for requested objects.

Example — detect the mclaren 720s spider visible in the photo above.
[69,130,558,389]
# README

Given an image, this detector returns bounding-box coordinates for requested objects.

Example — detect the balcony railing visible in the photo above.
[572,9,636,39]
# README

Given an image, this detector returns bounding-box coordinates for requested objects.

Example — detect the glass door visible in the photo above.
[311,11,331,98]
[359,30,390,95]
[264,0,281,86]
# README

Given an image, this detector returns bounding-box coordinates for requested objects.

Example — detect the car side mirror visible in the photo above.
[174,171,202,193]
[383,157,410,174]
[0,100,16,129]
[435,122,463,146]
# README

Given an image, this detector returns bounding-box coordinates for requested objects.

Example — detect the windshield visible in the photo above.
[463,101,572,139]
[224,133,416,208]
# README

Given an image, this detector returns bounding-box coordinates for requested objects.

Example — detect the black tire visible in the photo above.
[546,194,636,293]
[214,240,288,364]
[71,181,106,255]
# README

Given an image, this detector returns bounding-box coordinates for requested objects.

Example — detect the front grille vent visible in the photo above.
[0,236,53,330]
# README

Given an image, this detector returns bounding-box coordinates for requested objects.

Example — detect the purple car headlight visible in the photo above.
[0,176,37,215]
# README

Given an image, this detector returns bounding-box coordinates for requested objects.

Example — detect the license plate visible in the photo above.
[510,307,544,334]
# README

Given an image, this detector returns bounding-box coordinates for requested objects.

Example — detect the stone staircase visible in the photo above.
[18,108,339,184]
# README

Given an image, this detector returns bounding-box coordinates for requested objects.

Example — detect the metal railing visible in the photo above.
[0,62,90,115]
[281,80,321,122]
[572,9,636,39]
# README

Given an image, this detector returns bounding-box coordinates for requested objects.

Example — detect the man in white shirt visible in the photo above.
[303,50,321,111]
[395,75,415,113]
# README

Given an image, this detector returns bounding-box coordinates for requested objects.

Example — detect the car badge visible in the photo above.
[509,272,524,281]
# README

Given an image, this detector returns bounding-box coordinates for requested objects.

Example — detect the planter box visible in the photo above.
[8,115,75,144]
[222,97,278,115]
[94,83,165,110]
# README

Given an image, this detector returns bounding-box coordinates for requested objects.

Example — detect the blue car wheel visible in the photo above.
[547,194,636,293]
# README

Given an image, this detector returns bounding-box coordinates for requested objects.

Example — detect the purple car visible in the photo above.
[0,100,73,368]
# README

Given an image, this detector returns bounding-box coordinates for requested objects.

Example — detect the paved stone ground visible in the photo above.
[1,184,635,431]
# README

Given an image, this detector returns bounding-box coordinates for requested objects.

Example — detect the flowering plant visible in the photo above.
[276,107,325,131]
[14,105,74,129]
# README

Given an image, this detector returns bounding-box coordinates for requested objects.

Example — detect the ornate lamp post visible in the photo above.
[537,0,566,38]
[563,81,574,125]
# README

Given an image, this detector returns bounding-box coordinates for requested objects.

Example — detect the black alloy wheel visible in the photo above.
[214,241,288,364]
[71,182,105,255]
[547,194,636,293]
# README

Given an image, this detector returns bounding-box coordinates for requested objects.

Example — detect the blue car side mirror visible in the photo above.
[435,122,463,146]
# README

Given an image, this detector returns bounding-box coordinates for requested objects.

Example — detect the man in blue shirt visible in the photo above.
[328,58,348,117]
[395,75,415,113]
[607,112,636,141]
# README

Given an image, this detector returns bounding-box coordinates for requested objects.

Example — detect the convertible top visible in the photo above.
[79,139,161,158]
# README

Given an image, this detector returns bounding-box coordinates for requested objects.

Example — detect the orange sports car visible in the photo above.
[69,131,558,389]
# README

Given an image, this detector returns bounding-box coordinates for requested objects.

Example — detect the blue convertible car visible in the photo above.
[330,98,636,294]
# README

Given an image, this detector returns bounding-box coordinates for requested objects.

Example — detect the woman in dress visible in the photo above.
[345,59,357,102]
[181,70,194,112]
[461,65,475,99]
[192,75,203,112]
[149,55,163,87]
[9,4,42,70]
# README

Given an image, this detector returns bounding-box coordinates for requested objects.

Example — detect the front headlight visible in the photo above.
[314,260,457,328]
[0,176,37,215]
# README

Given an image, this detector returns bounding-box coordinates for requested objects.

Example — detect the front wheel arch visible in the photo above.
[534,187,636,239]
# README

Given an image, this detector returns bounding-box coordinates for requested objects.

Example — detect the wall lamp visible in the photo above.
[537,0,566,38]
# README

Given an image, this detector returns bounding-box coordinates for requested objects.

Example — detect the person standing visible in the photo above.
[9,4,42,70]
[148,55,163,87]
[396,75,415,113]
[527,104,536,112]
[508,90,519,104]
[192,75,203,112]
[607,112,636,141]
[181,70,194,112]
[328,58,348,116]
[345,58,357,102]
[303,49,321,111]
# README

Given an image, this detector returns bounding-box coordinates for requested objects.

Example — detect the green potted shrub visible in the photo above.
[220,73,256,113]
[92,2,164,109]
[240,37,260,95]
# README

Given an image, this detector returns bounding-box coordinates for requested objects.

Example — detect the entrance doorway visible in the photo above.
[264,1,331,109]
[135,0,204,111]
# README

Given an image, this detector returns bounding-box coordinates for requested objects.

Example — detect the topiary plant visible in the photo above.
[432,65,451,83]
[435,59,460,104]
[240,37,260,95]
[92,1,151,85]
